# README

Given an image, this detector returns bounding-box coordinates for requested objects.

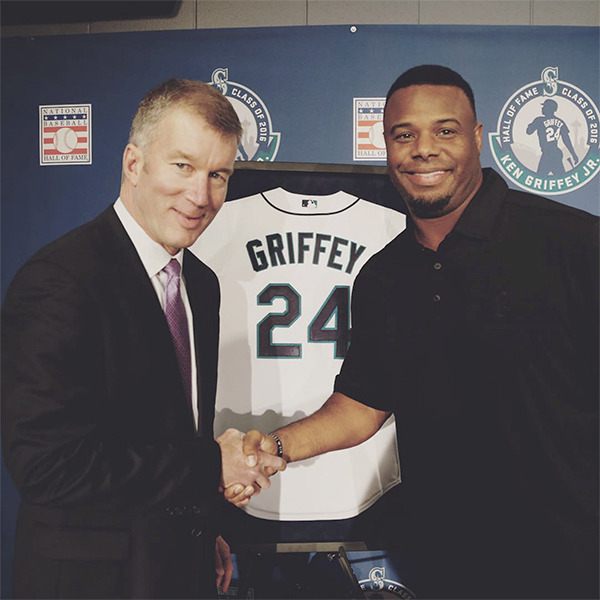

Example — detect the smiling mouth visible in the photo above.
[402,170,450,186]
[174,208,202,221]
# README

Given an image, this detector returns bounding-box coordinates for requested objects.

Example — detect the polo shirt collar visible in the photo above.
[452,168,507,241]
[402,168,507,250]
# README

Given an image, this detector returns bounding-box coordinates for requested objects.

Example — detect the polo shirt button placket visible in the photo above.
[433,261,442,303]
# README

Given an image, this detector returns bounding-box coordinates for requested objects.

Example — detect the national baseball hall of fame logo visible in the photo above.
[490,67,599,195]
[39,104,92,166]
[353,98,386,161]
[211,68,280,162]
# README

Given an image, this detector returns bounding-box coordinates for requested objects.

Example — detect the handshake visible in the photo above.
[216,428,286,508]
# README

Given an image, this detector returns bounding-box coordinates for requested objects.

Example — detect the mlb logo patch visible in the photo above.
[353,98,386,161]
[39,104,92,166]
[301,199,319,209]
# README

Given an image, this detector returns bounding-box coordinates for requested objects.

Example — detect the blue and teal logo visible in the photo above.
[211,67,280,161]
[490,67,599,195]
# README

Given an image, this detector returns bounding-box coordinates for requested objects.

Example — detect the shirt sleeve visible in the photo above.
[334,258,400,412]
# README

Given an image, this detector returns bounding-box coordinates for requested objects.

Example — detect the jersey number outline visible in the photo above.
[257,284,350,359]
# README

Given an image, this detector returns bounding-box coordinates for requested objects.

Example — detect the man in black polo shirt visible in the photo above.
[233,65,598,599]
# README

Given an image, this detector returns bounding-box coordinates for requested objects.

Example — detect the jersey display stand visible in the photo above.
[233,542,368,600]
[221,541,417,599]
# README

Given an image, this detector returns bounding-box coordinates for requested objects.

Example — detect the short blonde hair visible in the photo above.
[129,78,242,148]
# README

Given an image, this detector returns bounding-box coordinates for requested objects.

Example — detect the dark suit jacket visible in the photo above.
[2,207,223,598]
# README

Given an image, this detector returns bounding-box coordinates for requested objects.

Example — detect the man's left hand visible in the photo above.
[215,535,233,593]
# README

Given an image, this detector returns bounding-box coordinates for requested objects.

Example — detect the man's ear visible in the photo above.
[474,122,484,153]
[122,143,143,186]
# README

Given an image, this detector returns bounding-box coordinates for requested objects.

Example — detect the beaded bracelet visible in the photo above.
[268,432,284,458]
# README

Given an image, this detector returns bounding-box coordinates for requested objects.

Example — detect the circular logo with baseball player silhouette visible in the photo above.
[489,67,599,195]
[211,67,280,162]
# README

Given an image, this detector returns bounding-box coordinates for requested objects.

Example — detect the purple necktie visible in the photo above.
[163,258,192,410]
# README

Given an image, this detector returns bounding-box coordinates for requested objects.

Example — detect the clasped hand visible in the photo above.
[217,429,284,507]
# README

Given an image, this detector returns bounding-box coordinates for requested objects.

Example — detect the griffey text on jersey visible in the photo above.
[246,232,366,274]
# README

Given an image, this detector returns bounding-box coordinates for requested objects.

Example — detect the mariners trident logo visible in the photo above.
[490,67,599,195]
[211,68,280,161]
[359,566,416,599]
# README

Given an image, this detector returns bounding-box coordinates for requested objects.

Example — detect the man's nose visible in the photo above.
[186,175,210,206]
[413,133,440,159]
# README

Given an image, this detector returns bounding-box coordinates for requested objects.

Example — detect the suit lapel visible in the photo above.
[96,209,196,430]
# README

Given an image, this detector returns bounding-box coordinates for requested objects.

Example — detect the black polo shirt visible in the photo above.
[335,168,598,597]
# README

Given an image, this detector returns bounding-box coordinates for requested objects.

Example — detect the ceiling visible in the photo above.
[1,1,182,26]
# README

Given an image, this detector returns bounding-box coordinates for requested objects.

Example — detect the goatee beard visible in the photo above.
[405,195,451,219]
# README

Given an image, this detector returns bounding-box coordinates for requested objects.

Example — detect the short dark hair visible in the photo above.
[385,65,477,117]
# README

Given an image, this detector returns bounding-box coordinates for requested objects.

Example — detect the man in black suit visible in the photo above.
[1,78,284,599]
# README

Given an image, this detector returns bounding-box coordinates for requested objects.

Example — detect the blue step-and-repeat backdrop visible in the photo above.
[2,24,598,597]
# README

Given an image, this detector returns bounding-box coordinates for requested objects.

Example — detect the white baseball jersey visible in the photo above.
[192,188,405,520]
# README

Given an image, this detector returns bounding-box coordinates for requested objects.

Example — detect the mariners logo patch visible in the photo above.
[359,567,416,599]
[39,104,92,166]
[353,98,386,161]
[211,68,280,161]
[489,67,599,195]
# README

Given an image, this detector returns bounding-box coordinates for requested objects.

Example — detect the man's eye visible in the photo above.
[175,163,192,171]
[439,129,457,137]
[209,172,227,182]
[395,132,413,142]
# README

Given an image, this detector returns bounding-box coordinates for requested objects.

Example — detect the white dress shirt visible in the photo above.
[114,198,199,428]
